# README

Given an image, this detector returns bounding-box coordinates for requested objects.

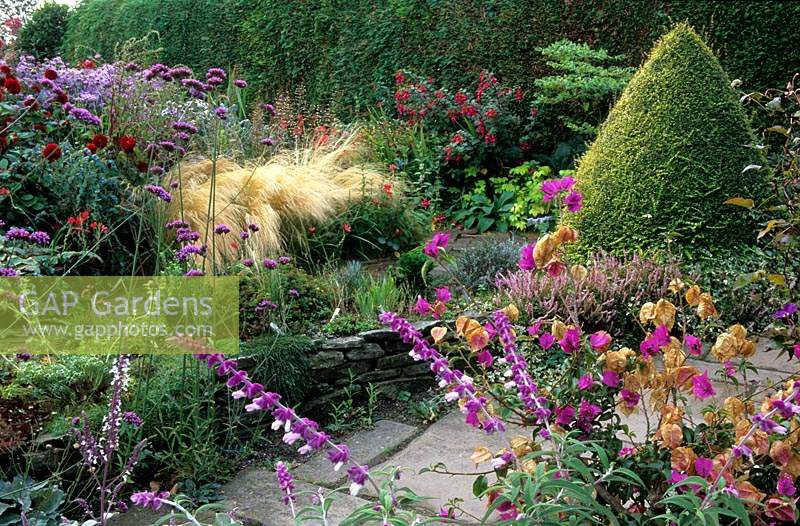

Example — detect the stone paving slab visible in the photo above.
[370,410,508,524]
[219,467,370,525]
[293,420,419,487]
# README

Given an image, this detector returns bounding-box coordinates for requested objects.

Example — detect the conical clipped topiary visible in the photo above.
[571,23,766,255]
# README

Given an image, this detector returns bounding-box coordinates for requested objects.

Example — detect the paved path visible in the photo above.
[113,339,796,525]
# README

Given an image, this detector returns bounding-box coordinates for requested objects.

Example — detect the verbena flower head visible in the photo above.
[5,227,29,240]
[144,185,172,203]
[122,411,142,427]
[28,231,50,245]
[0,268,19,276]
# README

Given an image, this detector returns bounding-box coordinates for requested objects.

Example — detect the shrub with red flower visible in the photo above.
[118,135,136,153]
[41,142,61,161]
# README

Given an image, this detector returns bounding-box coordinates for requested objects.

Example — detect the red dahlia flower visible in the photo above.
[4,76,21,94]
[86,142,97,153]
[42,143,61,161]
[92,133,108,148]
[118,135,136,153]
[44,68,58,81]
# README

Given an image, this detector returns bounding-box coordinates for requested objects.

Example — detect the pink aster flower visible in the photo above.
[777,473,796,497]
[695,457,714,478]
[539,332,555,349]
[684,334,702,355]
[691,371,715,400]
[602,370,620,388]
[423,231,450,258]
[554,405,575,426]
[414,296,431,316]
[518,243,535,270]
[620,389,641,409]
[558,327,581,354]
[577,374,595,390]
[589,330,612,351]
[435,287,452,303]
[564,191,583,212]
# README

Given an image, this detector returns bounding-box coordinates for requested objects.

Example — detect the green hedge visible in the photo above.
[16,2,71,59]
[58,0,800,114]
[571,23,767,255]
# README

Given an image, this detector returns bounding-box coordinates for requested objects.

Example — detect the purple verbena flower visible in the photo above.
[28,231,50,245]
[144,184,172,203]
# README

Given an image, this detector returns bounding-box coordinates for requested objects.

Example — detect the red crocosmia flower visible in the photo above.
[383,183,393,198]
[0,187,10,196]
[92,133,109,148]
[82,59,96,69]
[68,210,91,229]
[44,68,58,81]
[33,123,46,133]
[4,76,21,94]
[42,143,61,161]
[118,135,136,153]
[420,198,430,208]
[86,142,97,153]
[89,221,108,234]
[342,223,352,233]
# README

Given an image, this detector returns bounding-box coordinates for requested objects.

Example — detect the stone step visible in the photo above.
[219,466,370,526]
[292,419,420,487]
[368,410,509,525]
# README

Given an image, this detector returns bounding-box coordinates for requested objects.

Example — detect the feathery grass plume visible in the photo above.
[165,133,394,268]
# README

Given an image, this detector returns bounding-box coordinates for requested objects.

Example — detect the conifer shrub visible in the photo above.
[572,23,767,256]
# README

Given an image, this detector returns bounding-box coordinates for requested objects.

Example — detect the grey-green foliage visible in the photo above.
[1,355,110,405]
[454,236,525,291]
[534,39,634,137]
[0,476,65,526]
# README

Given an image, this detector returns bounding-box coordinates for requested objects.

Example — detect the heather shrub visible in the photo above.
[572,23,767,255]
[453,236,525,291]
[497,251,681,339]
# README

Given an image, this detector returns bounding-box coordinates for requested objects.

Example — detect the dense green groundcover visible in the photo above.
[53,0,800,115]
[572,23,767,255]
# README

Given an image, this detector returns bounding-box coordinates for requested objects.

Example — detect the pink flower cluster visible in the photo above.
[540,176,583,212]
[423,231,450,258]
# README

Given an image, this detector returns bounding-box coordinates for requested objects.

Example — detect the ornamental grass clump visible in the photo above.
[164,134,397,268]
[572,23,768,255]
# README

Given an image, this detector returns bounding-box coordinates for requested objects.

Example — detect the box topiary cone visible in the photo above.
[571,22,767,257]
